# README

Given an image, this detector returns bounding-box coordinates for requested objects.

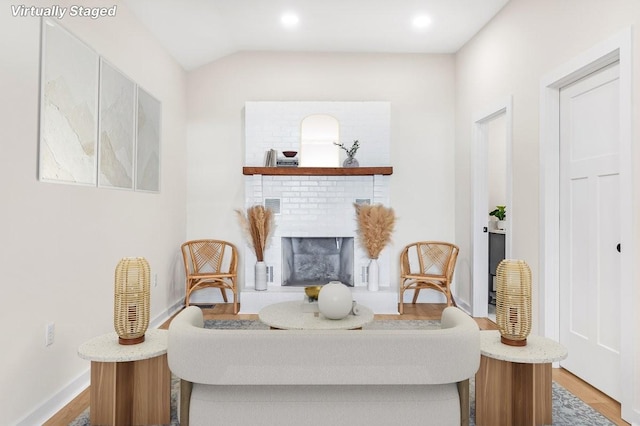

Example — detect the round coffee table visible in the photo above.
[259,300,374,330]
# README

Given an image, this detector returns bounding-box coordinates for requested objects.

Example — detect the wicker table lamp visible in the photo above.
[496,259,532,346]
[114,257,150,345]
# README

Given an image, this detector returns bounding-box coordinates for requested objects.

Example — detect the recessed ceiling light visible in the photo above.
[412,15,432,29]
[281,12,299,28]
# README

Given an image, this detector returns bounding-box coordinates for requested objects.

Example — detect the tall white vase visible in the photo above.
[255,261,267,291]
[368,258,379,291]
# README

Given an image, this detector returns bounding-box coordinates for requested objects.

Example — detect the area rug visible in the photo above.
[203,318,442,330]
[70,319,615,426]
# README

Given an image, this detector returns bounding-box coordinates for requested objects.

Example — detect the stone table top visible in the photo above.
[259,300,374,330]
[480,330,568,364]
[78,329,168,362]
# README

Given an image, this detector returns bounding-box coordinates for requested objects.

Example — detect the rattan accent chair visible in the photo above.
[181,239,239,314]
[399,241,459,314]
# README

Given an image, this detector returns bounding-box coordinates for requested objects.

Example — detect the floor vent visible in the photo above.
[361,265,369,283]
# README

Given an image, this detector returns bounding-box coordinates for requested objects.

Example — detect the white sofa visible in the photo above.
[168,306,480,426]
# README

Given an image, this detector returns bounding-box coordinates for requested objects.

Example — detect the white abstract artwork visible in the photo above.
[98,60,135,189]
[39,19,161,192]
[136,88,161,192]
[39,19,98,185]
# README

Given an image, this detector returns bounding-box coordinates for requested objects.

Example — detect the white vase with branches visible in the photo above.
[334,140,360,168]
[236,205,275,291]
[354,203,395,291]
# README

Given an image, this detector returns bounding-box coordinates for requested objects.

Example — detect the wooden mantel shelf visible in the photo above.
[242,166,393,176]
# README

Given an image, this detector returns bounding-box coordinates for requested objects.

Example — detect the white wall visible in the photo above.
[186,52,456,303]
[0,1,187,424]
[455,0,640,420]
[244,101,391,166]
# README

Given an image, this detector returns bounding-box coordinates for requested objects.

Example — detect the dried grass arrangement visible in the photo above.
[235,205,275,261]
[354,203,396,259]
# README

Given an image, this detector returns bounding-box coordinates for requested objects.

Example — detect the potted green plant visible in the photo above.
[489,205,506,230]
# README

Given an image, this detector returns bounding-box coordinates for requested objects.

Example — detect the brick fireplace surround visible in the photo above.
[240,102,398,314]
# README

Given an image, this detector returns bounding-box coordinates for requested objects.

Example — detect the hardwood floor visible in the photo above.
[44,303,628,425]
[553,369,629,425]
[42,388,89,426]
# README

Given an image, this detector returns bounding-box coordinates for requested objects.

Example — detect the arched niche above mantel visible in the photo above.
[300,114,340,167]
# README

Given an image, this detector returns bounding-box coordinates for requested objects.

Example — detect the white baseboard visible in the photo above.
[16,370,89,426]
[454,298,472,316]
[150,297,185,328]
[17,297,184,426]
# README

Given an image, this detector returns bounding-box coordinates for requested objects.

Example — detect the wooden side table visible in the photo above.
[78,329,170,426]
[475,330,567,426]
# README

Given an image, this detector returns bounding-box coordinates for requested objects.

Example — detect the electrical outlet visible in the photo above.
[45,322,55,346]
[154,273,158,287]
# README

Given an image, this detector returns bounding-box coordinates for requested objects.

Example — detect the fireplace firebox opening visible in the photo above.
[282,237,354,287]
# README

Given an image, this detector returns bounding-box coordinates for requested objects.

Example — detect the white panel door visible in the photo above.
[559,63,621,400]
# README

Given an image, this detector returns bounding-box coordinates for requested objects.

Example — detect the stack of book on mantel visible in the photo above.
[264,149,299,167]
[264,149,277,167]
[276,157,298,167]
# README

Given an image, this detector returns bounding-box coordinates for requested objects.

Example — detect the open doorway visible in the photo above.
[486,113,507,322]
[471,97,512,319]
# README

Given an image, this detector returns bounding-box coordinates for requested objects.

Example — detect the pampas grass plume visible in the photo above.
[235,205,275,261]
[354,203,396,259]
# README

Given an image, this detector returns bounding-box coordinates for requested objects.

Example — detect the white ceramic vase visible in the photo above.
[343,156,359,168]
[318,282,352,319]
[255,261,267,291]
[368,258,379,291]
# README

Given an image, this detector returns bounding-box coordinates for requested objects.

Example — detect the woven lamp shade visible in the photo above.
[114,257,150,345]
[496,259,532,346]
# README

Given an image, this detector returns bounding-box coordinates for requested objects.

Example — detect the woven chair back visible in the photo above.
[183,240,232,275]
[408,242,459,278]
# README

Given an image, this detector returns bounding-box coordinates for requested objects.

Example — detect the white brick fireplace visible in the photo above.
[240,102,398,314]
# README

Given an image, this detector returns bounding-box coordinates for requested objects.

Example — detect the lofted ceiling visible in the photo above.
[124,0,510,71]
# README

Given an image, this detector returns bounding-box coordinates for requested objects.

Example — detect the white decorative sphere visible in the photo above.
[318,282,352,320]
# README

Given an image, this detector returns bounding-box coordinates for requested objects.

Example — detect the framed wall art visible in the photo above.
[135,87,161,192]
[98,59,135,189]
[39,19,99,185]
[38,19,161,193]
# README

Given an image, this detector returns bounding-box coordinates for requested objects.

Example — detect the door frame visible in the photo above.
[471,96,513,318]
[539,28,636,421]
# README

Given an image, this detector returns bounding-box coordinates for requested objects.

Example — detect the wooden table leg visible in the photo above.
[511,362,552,425]
[89,354,170,426]
[132,354,171,425]
[475,355,552,426]
[90,361,133,426]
